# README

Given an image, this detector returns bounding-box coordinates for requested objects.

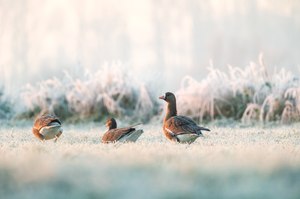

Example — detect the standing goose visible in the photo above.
[159,92,210,144]
[102,118,143,143]
[32,113,63,142]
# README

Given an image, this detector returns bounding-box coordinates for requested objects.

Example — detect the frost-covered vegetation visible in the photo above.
[0,123,299,199]
[1,59,300,125]
[15,63,159,123]
[0,87,12,119]
[176,55,300,124]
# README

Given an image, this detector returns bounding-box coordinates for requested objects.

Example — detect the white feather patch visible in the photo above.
[118,129,144,143]
[176,134,199,143]
[39,124,62,140]
[165,127,200,143]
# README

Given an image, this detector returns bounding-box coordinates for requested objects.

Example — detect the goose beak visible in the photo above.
[159,95,165,100]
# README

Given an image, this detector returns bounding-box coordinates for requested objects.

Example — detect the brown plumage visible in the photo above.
[159,92,210,144]
[102,118,143,143]
[32,114,63,141]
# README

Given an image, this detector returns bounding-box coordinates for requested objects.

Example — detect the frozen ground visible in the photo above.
[0,121,300,199]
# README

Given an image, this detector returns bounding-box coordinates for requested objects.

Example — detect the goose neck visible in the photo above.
[164,102,177,122]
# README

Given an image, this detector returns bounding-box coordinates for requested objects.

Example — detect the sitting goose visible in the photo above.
[32,113,63,142]
[159,92,210,144]
[102,118,143,143]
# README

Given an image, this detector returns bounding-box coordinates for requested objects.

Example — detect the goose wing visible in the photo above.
[164,116,210,136]
[102,127,135,143]
[34,114,61,130]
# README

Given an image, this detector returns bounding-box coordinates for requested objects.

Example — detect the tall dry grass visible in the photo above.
[2,58,300,124]
[176,55,300,124]
[16,63,159,123]
[0,86,12,119]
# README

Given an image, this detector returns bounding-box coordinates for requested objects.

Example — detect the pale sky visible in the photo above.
[1,0,300,94]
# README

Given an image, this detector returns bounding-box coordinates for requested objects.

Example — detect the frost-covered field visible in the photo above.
[1,122,300,199]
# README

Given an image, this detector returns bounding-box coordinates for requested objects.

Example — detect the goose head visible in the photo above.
[159,92,176,104]
[106,118,117,130]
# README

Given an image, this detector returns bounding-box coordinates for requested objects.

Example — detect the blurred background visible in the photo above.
[1,0,300,123]
[1,0,300,94]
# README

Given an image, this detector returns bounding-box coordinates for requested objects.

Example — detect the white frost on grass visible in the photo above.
[3,57,300,125]
[17,62,158,122]
[176,55,300,124]
[0,123,300,199]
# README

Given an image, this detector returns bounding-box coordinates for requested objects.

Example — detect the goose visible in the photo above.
[32,113,63,142]
[159,92,210,144]
[102,118,143,143]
